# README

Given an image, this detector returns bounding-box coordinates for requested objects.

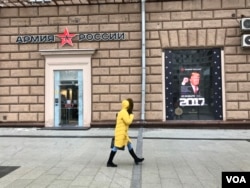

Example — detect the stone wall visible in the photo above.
[0,0,250,125]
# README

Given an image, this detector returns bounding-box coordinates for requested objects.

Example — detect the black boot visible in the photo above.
[107,151,118,167]
[129,149,144,165]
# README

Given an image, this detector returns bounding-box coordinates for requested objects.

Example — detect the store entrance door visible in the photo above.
[54,70,83,127]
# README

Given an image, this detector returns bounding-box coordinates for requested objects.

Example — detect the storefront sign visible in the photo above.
[16,35,55,44]
[16,28,125,46]
[79,33,125,41]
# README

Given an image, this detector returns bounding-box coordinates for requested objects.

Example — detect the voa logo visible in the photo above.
[226,176,246,184]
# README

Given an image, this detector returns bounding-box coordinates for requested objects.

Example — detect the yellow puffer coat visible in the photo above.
[114,100,134,148]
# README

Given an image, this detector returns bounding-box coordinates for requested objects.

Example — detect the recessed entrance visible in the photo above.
[41,49,95,128]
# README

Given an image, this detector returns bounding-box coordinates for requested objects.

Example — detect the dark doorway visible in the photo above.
[59,82,79,126]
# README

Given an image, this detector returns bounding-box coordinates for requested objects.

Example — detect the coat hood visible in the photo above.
[121,100,129,110]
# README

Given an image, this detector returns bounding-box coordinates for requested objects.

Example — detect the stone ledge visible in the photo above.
[91,120,250,129]
[0,120,249,129]
[0,122,44,128]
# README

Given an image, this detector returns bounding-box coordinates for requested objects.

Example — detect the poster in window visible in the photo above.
[165,48,223,120]
[179,68,205,107]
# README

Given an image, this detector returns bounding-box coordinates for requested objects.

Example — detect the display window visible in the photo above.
[165,48,223,120]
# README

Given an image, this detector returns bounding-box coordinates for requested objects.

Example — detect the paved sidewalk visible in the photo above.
[0,128,250,188]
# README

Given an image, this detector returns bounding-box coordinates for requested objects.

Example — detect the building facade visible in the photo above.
[0,0,250,128]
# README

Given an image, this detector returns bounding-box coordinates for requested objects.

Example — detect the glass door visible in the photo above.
[54,70,83,127]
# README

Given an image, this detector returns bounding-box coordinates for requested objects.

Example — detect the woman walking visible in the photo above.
[107,98,144,167]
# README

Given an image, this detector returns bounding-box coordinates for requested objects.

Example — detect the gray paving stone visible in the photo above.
[70,175,93,187]
[47,180,72,188]
[4,179,32,188]
[161,178,183,188]
[0,128,250,188]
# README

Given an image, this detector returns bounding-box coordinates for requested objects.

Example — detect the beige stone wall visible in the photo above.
[0,0,250,124]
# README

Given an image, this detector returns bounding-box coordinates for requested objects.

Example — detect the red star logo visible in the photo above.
[57,28,76,46]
